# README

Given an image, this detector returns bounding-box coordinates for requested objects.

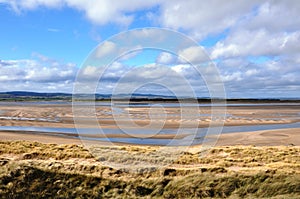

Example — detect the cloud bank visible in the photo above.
[0,0,299,97]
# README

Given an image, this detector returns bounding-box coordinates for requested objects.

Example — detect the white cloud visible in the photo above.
[1,0,64,13]
[208,1,300,60]
[3,0,300,40]
[159,0,260,40]
[1,54,298,97]
[200,1,300,97]
[82,65,97,76]
[109,63,204,97]
[171,64,190,74]
[94,40,143,62]
[1,0,300,97]
[178,46,209,64]
[222,72,242,82]
[156,52,175,64]
[215,58,300,98]
[94,41,117,58]
[244,1,300,32]
[211,29,300,59]
[0,56,77,92]
[245,69,258,76]
[2,0,160,26]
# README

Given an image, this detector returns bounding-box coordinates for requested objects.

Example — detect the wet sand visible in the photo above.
[1,127,299,146]
[215,128,300,146]
[0,103,299,128]
[0,102,299,146]
[0,130,83,144]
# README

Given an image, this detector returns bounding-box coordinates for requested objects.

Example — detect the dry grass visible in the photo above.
[0,141,299,198]
[0,141,93,160]
[175,145,300,174]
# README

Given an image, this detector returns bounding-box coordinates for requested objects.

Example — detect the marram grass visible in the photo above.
[0,141,299,198]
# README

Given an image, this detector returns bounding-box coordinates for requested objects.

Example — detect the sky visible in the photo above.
[0,0,299,98]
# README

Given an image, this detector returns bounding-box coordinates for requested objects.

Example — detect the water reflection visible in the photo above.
[0,122,299,145]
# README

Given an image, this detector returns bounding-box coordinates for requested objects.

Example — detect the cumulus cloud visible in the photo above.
[3,0,299,40]
[159,0,261,39]
[178,46,209,64]
[210,1,300,59]
[211,26,300,59]
[215,58,300,98]
[94,41,117,58]
[93,38,143,62]
[0,55,77,92]
[82,65,98,77]
[1,0,64,11]
[156,52,175,64]
[109,63,206,97]
[1,0,160,26]
[73,61,213,97]
[201,0,300,97]
[1,0,299,97]
[244,1,300,32]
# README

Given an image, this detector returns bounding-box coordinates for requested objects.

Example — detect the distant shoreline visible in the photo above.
[1,98,300,104]
[0,91,299,103]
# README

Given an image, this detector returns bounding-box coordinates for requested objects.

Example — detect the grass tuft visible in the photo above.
[0,141,299,198]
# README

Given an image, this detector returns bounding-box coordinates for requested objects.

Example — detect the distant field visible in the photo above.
[0,141,299,198]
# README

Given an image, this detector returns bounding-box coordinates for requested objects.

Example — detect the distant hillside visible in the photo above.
[0,91,299,102]
[0,91,176,101]
[1,91,71,97]
[0,91,72,101]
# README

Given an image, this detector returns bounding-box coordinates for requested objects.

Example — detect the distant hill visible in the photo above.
[0,91,71,100]
[0,91,299,102]
[1,91,71,97]
[0,91,176,101]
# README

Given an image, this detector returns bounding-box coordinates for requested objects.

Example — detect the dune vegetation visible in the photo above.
[0,141,299,198]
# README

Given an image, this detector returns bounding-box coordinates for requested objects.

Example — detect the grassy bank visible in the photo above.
[0,141,299,198]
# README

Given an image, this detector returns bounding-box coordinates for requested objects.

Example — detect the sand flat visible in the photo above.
[1,127,299,146]
[0,103,299,128]
[0,102,299,146]
[214,128,300,146]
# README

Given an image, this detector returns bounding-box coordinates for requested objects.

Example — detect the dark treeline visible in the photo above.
[0,91,299,103]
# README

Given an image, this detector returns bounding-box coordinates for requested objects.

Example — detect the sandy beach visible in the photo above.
[0,102,299,146]
[1,127,299,146]
[215,127,300,146]
[0,103,299,129]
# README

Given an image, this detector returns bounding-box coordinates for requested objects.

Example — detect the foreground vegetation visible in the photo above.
[0,141,299,198]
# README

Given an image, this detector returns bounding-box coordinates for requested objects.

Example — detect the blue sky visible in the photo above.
[1,6,98,63]
[0,0,299,98]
